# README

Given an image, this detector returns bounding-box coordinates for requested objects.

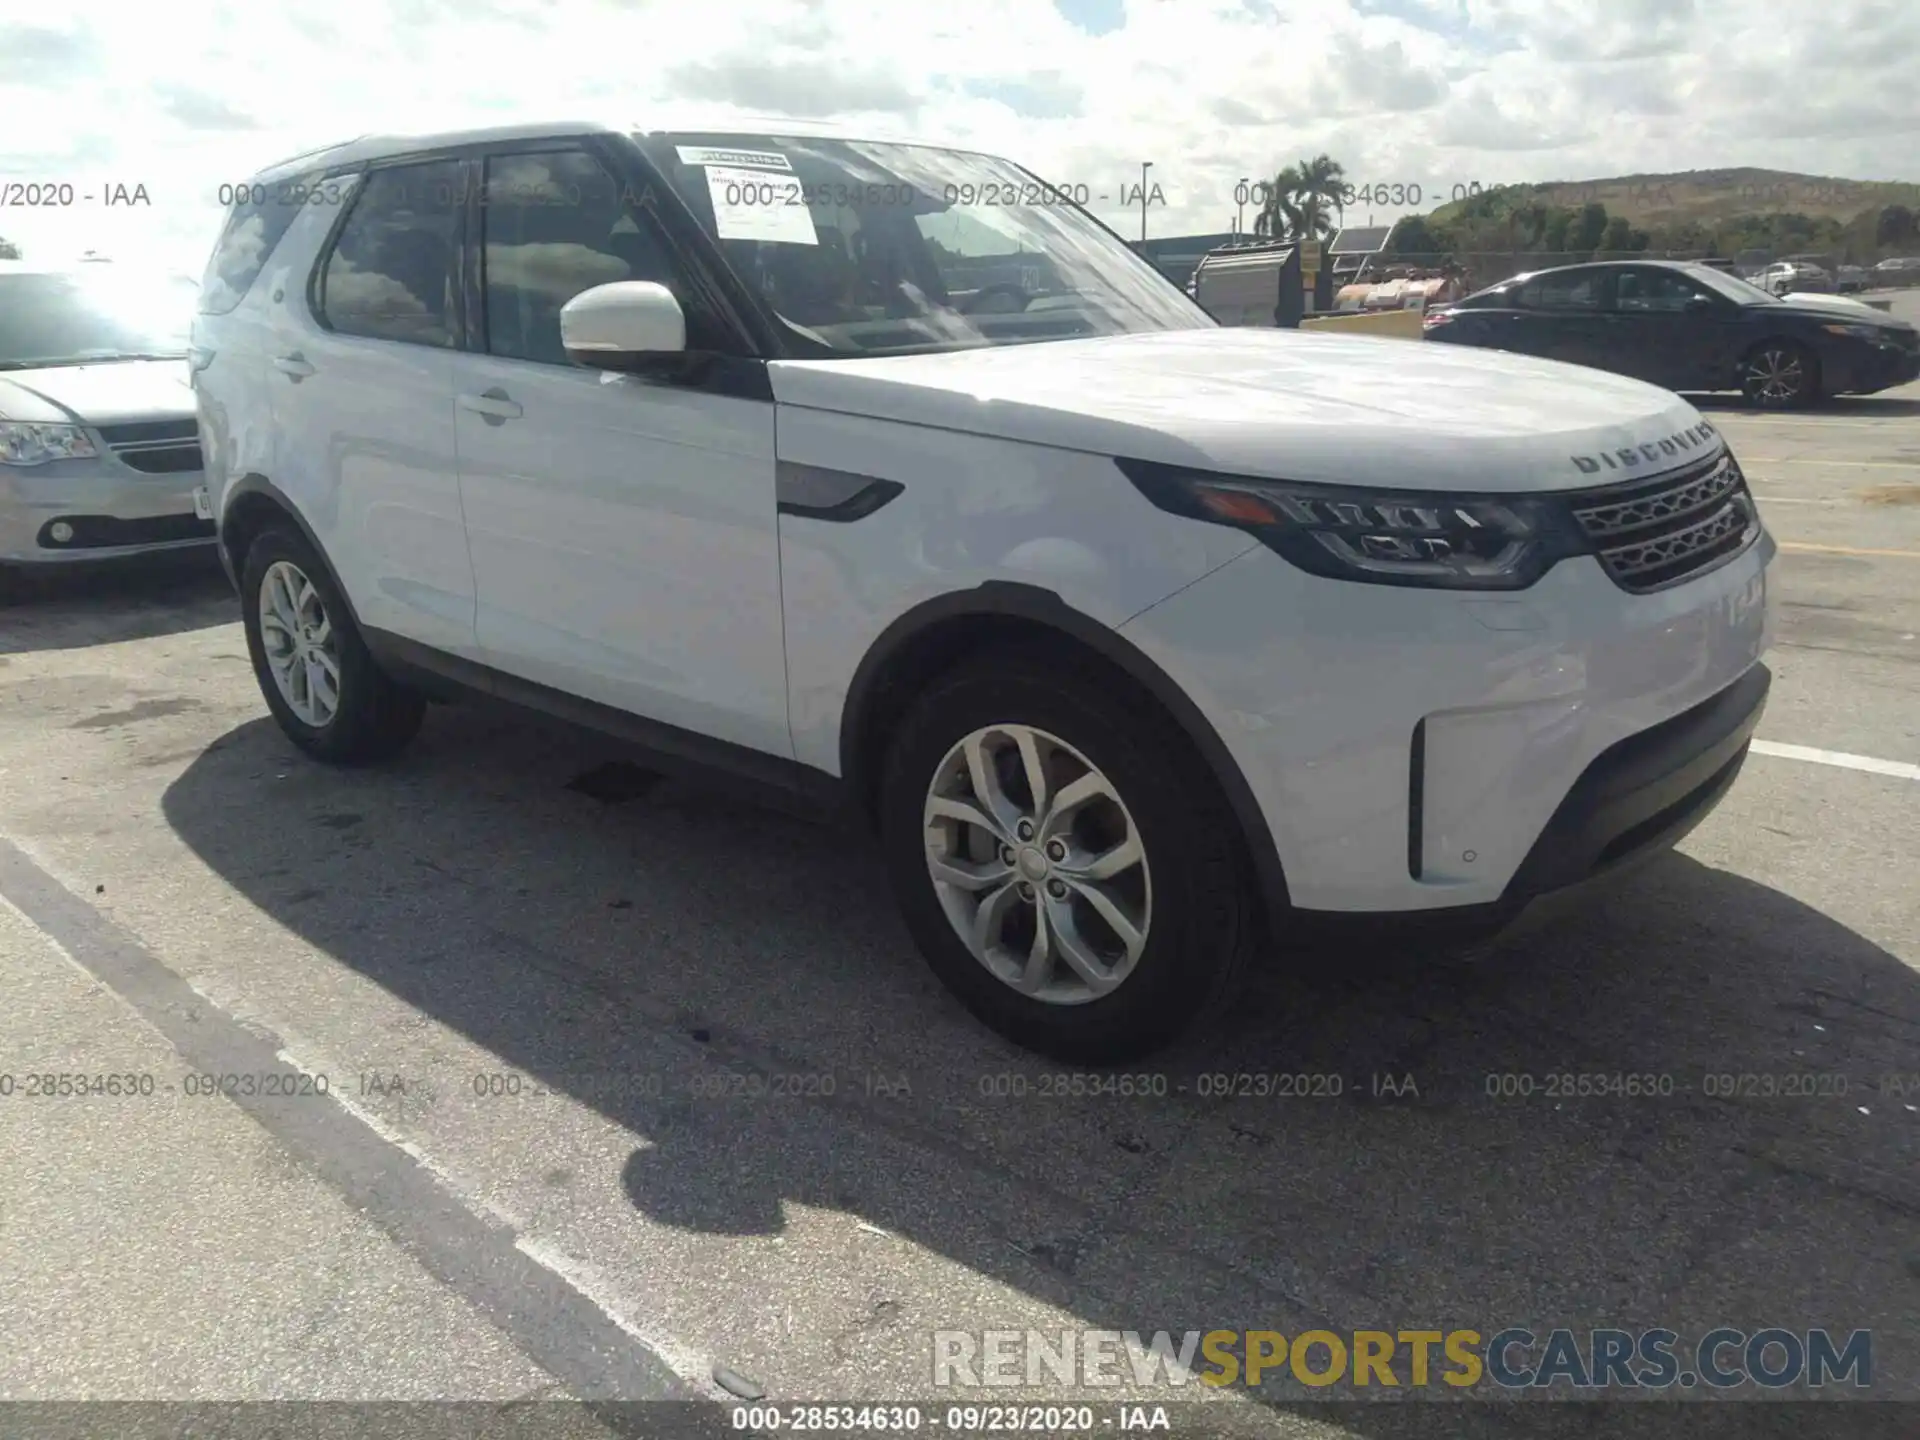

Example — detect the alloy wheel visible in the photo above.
[258,559,341,727]
[1745,347,1804,405]
[922,724,1152,1005]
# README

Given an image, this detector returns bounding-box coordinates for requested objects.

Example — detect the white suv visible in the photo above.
[192,121,1775,1062]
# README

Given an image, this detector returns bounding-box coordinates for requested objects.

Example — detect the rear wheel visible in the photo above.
[878,647,1256,1063]
[1741,340,1819,409]
[240,526,424,763]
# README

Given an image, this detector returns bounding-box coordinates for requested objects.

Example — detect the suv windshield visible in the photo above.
[1681,265,1778,306]
[639,132,1214,357]
[0,271,192,370]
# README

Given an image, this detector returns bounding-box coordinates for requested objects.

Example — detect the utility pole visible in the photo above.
[1140,161,1153,243]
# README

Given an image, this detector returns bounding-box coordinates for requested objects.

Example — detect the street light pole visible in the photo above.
[1140,161,1153,243]
[1236,176,1248,236]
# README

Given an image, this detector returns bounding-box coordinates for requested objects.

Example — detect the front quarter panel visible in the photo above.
[772,402,1258,775]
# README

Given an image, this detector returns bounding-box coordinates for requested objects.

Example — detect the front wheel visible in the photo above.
[878,648,1256,1063]
[1741,340,1819,409]
[240,526,424,763]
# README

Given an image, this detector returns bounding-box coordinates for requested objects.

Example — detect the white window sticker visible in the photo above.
[704,165,818,245]
[675,145,793,173]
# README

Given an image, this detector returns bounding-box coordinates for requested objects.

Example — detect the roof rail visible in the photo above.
[259,134,371,173]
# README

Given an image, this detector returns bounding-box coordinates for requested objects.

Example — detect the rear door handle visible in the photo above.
[272,352,315,380]
[457,388,522,423]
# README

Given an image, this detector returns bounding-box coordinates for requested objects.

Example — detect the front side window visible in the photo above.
[316,160,462,348]
[1616,269,1711,313]
[481,150,706,364]
[640,131,1212,357]
[1518,271,1605,311]
[0,270,191,370]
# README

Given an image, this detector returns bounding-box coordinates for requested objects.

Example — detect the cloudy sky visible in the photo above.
[2,0,1916,274]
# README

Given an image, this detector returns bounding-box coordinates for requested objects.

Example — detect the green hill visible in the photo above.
[1430,168,1920,229]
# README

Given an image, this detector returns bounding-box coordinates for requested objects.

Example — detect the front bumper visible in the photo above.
[1293,662,1768,947]
[1118,524,1774,922]
[1827,339,1920,395]
[0,456,213,566]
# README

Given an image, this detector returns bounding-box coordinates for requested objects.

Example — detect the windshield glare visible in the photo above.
[0,273,192,369]
[644,133,1215,356]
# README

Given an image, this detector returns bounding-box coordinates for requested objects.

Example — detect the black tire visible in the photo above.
[240,526,424,764]
[878,645,1256,1064]
[1741,339,1819,409]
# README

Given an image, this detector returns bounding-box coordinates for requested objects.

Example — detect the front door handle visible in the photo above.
[273,352,315,380]
[457,387,523,424]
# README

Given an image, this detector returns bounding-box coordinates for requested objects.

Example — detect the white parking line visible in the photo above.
[1746,458,1920,468]
[1751,740,1920,781]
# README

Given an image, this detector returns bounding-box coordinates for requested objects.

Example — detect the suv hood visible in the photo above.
[769,328,1724,493]
[0,359,196,428]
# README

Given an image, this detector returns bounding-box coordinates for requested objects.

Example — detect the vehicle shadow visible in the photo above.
[1686,393,1920,418]
[160,705,1920,1425]
[0,550,234,655]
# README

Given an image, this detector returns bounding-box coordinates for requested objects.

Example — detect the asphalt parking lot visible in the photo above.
[1,309,1916,1437]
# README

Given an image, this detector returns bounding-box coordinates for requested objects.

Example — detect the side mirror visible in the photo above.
[1685,295,1716,312]
[560,281,686,371]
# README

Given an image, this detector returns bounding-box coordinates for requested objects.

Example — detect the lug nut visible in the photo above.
[1018,882,1035,900]
[1015,819,1035,841]
[1000,845,1016,865]
[1045,839,1067,861]
[1047,879,1068,899]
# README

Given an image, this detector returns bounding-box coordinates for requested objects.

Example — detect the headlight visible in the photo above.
[1820,322,1886,341]
[0,422,100,466]
[1119,458,1585,591]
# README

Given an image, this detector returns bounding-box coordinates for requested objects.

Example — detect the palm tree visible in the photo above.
[1291,154,1347,242]
[1250,155,1348,243]
[1252,163,1303,240]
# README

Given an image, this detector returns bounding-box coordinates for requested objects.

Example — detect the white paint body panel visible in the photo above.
[201,191,483,660]
[450,355,790,756]
[772,400,1258,776]
[1118,537,1773,911]
[768,328,1718,494]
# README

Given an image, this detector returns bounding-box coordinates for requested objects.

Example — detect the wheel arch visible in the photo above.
[219,475,364,630]
[839,582,1291,928]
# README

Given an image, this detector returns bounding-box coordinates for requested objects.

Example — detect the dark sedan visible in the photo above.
[1422,260,1920,408]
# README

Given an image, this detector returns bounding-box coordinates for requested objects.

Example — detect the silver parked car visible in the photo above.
[0,262,211,579]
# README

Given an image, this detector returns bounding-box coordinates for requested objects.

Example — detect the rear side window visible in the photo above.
[316,160,463,348]
[1518,272,1605,311]
[198,177,317,315]
[1615,269,1710,313]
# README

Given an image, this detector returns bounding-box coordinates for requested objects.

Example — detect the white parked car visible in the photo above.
[1759,261,1834,296]
[192,121,1775,1061]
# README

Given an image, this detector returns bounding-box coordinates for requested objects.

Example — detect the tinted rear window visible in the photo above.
[198,175,335,315]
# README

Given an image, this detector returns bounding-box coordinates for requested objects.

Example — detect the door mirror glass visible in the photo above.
[560,281,686,370]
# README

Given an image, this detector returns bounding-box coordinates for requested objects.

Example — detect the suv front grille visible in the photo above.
[1568,453,1760,593]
